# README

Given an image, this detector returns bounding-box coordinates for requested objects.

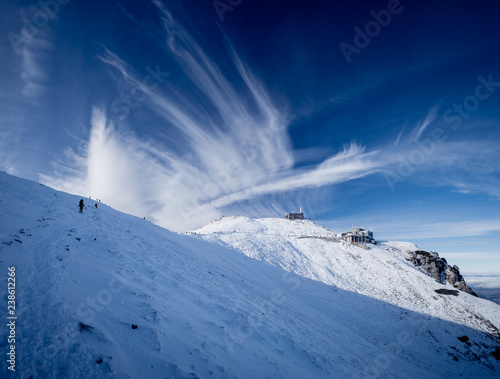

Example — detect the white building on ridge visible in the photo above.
[341,227,376,245]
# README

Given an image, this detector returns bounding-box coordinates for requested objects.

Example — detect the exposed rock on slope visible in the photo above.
[405,250,477,296]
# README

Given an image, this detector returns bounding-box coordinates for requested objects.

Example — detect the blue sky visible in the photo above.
[1,0,500,273]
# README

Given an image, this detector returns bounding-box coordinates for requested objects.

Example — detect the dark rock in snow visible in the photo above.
[492,348,500,360]
[435,289,460,296]
[131,324,138,329]
[458,336,469,342]
[79,322,93,332]
[406,250,477,296]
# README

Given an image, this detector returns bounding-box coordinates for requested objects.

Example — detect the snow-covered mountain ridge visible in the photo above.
[194,216,499,338]
[1,172,500,378]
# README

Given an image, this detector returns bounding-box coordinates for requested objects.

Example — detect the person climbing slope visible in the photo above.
[78,199,84,213]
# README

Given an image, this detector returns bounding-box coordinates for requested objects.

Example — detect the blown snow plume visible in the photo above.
[39,3,386,232]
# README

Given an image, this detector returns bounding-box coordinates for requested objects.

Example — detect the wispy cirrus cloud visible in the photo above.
[330,206,500,243]
[412,106,438,142]
[402,139,500,199]
[205,144,382,209]
[41,104,379,232]
[382,219,500,240]
[40,2,500,233]
[40,3,384,231]
[17,35,52,99]
[382,105,500,199]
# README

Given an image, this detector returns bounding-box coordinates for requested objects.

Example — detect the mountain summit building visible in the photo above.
[284,212,304,220]
[341,227,376,245]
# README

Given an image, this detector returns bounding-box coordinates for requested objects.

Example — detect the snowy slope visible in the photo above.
[195,217,500,336]
[0,172,499,378]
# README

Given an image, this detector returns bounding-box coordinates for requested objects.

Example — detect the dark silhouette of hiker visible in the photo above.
[95,203,98,208]
[79,199,84,213]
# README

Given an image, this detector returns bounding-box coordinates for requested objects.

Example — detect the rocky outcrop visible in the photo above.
[406,250,477,296]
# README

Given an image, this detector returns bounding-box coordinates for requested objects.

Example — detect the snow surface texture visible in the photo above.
[195,217,499,332]
[0,171,499,378]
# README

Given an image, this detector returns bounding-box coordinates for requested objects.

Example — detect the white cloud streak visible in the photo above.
[40,3,500,233]
[413,107,438,141]
[343,216,500,241]
[17,36,52,99]
[206,144,381,209]
[40,6,383,232]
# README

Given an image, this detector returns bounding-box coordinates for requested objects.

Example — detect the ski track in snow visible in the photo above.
[0,172,499,378]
